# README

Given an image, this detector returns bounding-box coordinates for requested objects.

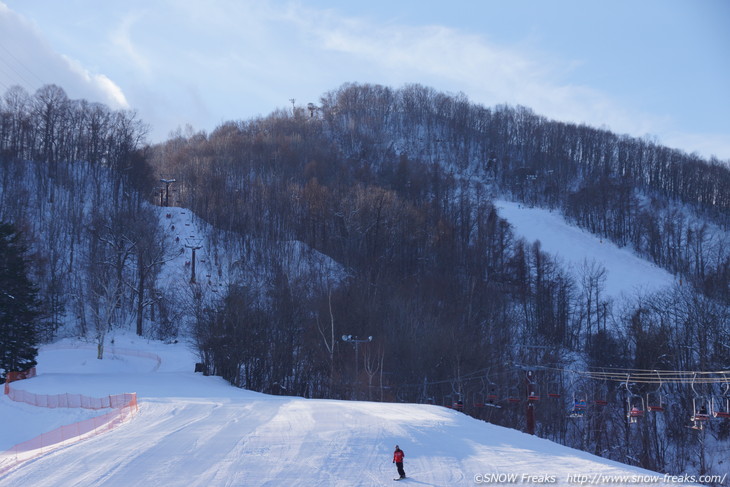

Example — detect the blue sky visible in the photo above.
[1,0,728,160]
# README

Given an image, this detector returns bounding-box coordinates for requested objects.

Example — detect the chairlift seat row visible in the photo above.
[629,408,644,418]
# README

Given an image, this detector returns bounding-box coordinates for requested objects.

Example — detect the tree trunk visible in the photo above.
[136,252,145,336]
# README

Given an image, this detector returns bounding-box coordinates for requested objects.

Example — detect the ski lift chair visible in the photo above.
[690,374,712,428]
[691,400,712,429]
[526,370,540,402]
[443,393,454,409]
[473,380,487,408]
[569,395,588,418]
[713,401,730,419]
[593,382,609,407]
[483,383,501,408]
[714,409,730,419]
[486,389,500,406]
[624,377,645,424]
[446,382,465,411]
[713,375,730,419]
[646,372,665,412]
[546,372,562,399]
[628,401,645,423]
[452,387,464,411]
[647,400,665,412]
[506,380,521,405]
[481,371,501,407]
[473,395,485,409]
[692,401,711,421]
[594,398,608,407]
[485,387,501,407]
[592,374,610,406]
[500,367,524,405]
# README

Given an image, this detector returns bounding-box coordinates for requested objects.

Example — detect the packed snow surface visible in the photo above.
[495,201,676,302]
[0,335,697,486]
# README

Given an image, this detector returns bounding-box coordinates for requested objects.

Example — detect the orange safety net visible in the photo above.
[5,367,37,383]
[1,368,139,476]
[0,398,138,475]
[5,387,137,410]
[3,367,37,395]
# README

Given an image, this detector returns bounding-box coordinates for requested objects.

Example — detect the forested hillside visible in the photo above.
[0,85,159,348]
[1,82,729,477]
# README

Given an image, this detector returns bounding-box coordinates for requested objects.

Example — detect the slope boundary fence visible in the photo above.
[1,355,141,477]
[42,342,163,372]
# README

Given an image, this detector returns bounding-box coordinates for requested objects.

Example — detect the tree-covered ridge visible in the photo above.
[157,83,730,305]
[153,83,730,474]
[317,83,730,296]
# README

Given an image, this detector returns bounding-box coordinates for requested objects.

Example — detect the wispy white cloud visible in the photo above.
[62,55,129,109]
[276,2,728,160]
[1,0,726,160]
[109,12,153,79]
[0,2,129,109]
[281,3,659,136]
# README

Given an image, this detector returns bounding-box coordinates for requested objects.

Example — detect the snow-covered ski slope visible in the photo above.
[1,337,699,487]
[495,200,676,302]
[0,201,696,486]
[161,200,676,311]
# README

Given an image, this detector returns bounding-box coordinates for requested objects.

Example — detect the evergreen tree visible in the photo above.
[0,222,40,382]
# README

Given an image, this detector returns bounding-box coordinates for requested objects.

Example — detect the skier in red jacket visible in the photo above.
[393,445,406,479]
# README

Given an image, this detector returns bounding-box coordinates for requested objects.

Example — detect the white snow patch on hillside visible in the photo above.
[495,200,677,302]
[155,206,346,312]
[0,335,699,486]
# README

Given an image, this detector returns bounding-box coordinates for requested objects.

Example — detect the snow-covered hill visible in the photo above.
[495,200,677,302]
[0,336,703,487]
[0,201,715,486]
[155,205,346,327]
[160,200,677,318]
